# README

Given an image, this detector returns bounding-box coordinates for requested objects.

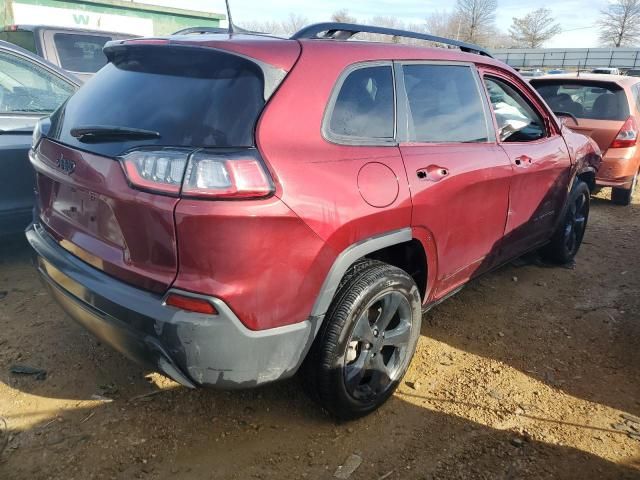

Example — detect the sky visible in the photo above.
[136,0,607,48]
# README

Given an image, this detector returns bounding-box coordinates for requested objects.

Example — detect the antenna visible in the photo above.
[225,0,234,34]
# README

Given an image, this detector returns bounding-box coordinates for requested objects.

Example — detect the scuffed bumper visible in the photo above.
[26,223,316,389]
[596,147,639,189]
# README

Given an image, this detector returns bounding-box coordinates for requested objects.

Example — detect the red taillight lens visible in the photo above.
[165,293,218,315]
[120,149,188,195]
[181,150,273,199]
[610,116,638,148]
[120,149,273,199]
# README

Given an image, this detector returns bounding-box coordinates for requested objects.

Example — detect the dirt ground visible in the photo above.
[1,188,639,480]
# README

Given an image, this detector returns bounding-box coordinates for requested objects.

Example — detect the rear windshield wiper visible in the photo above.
[70,125,161,142]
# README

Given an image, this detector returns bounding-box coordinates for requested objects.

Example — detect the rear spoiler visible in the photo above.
[103,40,287,100]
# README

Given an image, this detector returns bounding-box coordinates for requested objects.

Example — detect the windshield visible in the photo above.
[531,80,629,120]
[48,44,267,157]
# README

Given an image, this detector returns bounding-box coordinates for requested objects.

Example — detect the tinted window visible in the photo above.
[49,45,266,157]
[54,33,112,73]
[328,65,394,140]
[0,31,37,53]
[484,77,545,143]
[403,64,488,143]
[0,50,75,115]
[531,80,629,120]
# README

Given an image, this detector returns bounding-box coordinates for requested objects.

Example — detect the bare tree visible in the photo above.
[239,19,284,35]
[331,9,358,24]
[455,0,497,44]
[509,8,561,48]
[599,0,640,47]
[281,13,308,36]
[239,13,308,36]
[424,10,461,39]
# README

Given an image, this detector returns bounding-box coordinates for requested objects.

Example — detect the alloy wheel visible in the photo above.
[564,191,588,255]
[344,290,414,400]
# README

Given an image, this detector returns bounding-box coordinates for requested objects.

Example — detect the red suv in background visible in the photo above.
[26,23,601,419]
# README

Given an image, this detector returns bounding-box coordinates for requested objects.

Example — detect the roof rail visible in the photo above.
[172,25,275,37]
[172,26,230,35]
[290,22,493,58]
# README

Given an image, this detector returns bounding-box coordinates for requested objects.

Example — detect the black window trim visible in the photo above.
[322,60,398,146]
[394,60,496,145]
[0,46,78,119]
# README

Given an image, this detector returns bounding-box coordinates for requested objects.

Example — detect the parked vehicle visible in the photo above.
[532,73,640,205]
[27,23,601,419]
[0,40,78,235]
[0,25,134,81]
[626,69,640,77]
[591,67,621,75]
[518,68,545,78]
[547,69,567,75]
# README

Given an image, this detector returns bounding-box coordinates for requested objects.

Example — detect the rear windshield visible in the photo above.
[531,80,629,120]
[53,33,112,73]
[48,45,266,157]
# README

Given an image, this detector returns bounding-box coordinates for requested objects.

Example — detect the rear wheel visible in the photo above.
[301,260,422,420]
[541,181,590,264]
[611,171,638,206]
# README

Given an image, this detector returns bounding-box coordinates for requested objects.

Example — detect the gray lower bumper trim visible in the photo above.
[27,223,315,388]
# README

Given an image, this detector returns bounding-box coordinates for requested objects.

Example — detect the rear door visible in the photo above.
[396,62,513,298]
[0,45,76,234]
[480,70,571,257]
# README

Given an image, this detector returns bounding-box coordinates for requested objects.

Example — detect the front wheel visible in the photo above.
[541,181,590,264]
[611,170,638,206]
[301,260,422,420]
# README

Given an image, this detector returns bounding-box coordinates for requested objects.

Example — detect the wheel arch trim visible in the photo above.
[310,228,413,317]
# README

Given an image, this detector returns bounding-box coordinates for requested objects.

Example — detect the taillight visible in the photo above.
[120,149,189,195]
[182,150,273,199]
[119,148,274,199]
[610,116,638,148]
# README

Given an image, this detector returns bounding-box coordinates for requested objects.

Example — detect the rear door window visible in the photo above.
[326,64,395,143]
[53,33,112,73]
[402,64,488,143]
[484,77,546,143]
[531,80,629,120]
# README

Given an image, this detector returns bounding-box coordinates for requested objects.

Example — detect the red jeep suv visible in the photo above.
[26,23,601,419]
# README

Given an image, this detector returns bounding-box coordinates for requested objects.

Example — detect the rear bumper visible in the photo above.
[596,147,639,189]
[26,223,316,388]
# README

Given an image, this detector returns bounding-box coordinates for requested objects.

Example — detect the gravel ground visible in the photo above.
[0,189,639,480]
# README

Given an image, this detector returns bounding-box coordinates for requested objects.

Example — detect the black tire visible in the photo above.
[301,260,422,420]
[541,181,590,264]
[611,171,637,206]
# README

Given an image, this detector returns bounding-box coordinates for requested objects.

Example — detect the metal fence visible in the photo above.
[491,48,640,70]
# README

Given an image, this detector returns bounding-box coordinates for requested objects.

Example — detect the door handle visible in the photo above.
[514,155,532,166]
[417,165,449,181]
